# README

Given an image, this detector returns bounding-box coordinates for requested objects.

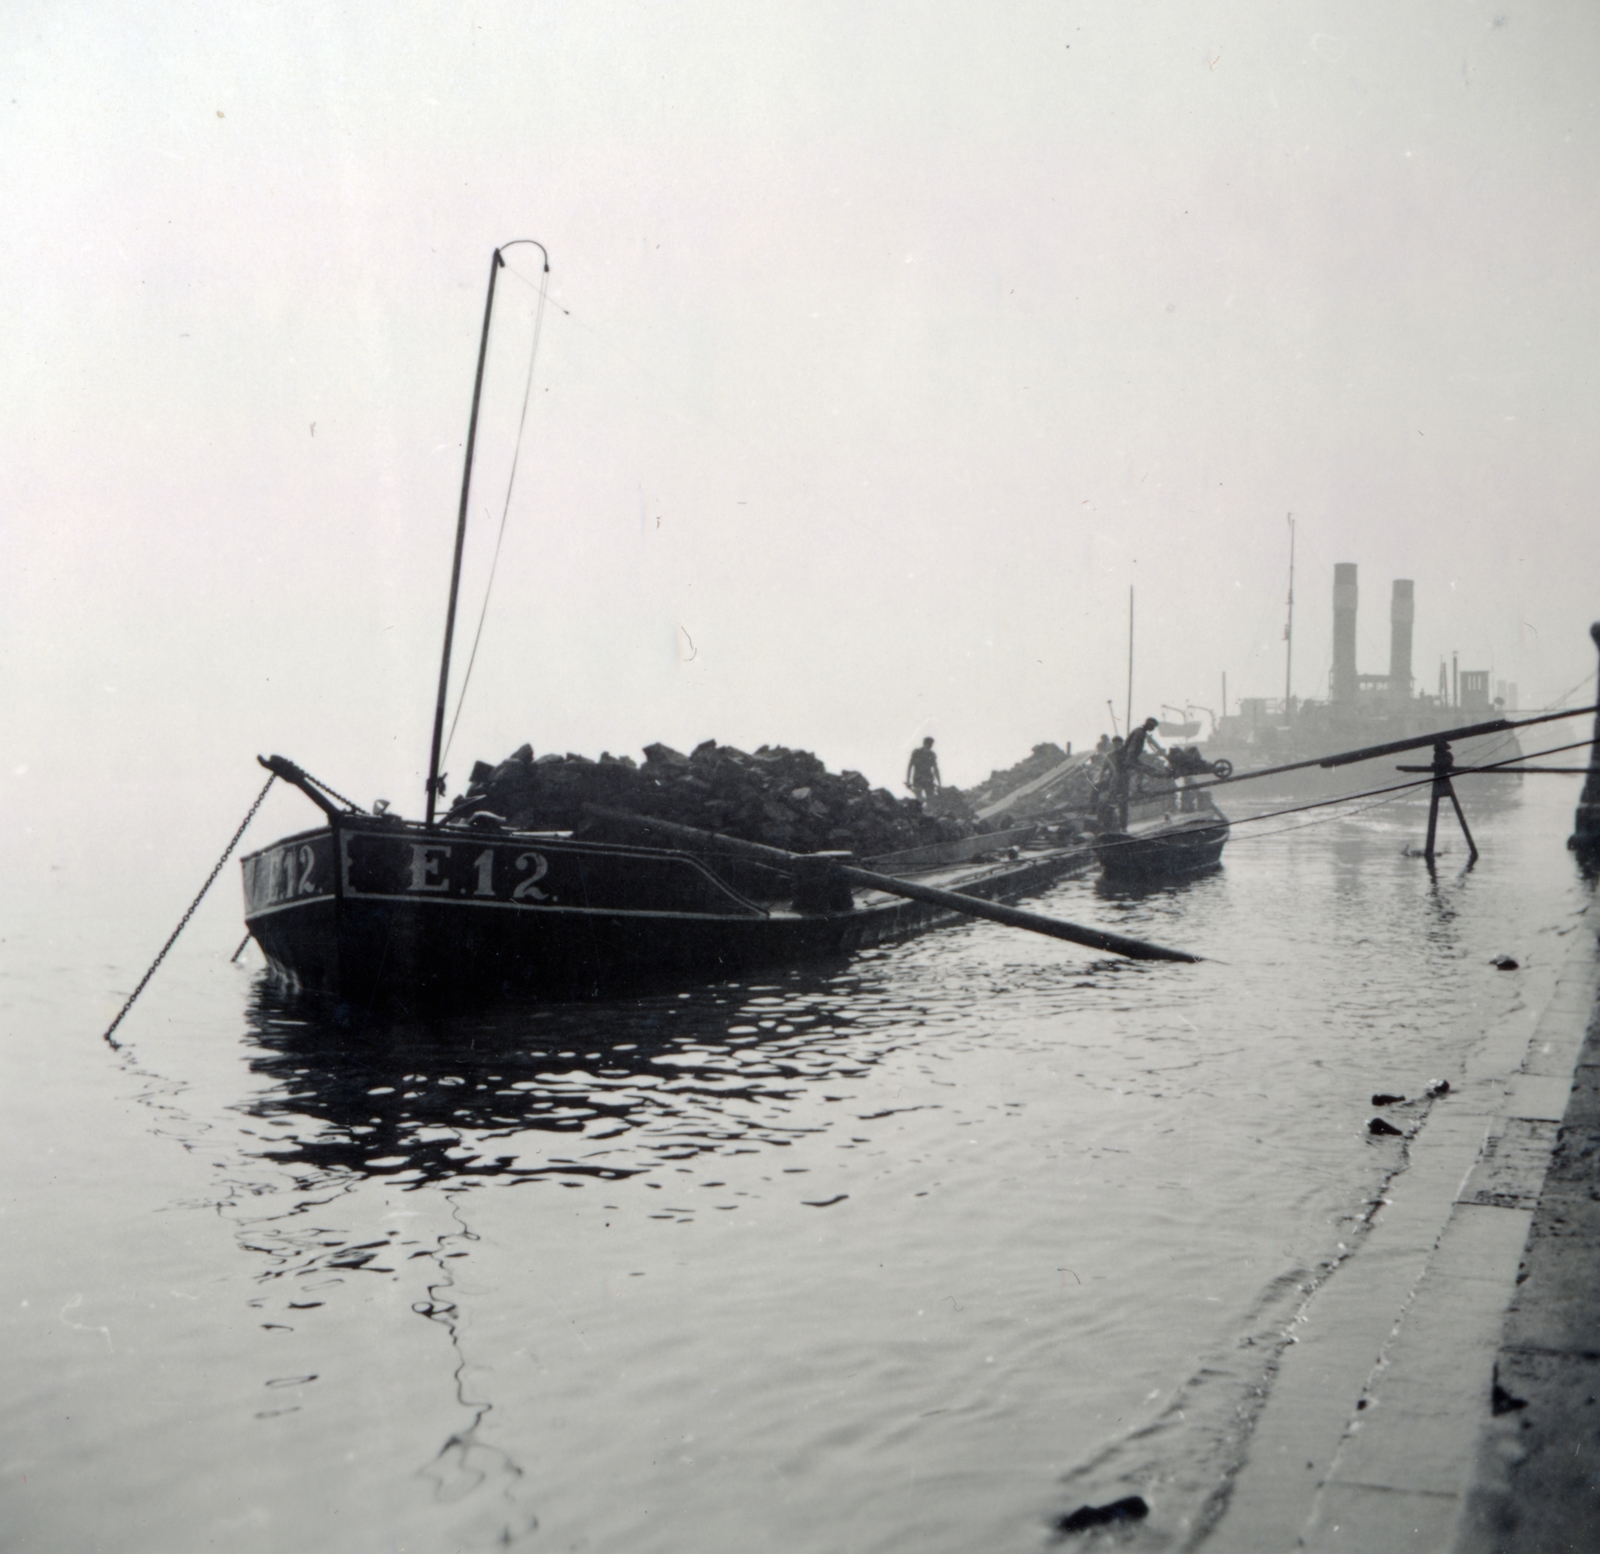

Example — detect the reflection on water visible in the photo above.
[1093,866,1227,904]
[238,962,946,1189]
[411,1196,540,1550]
[220,950,1182,1550]
[227,962,1018,1549]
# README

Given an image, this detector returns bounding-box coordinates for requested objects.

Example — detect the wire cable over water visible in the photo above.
[1215,736,1594,846]
[1089,732,1593,865]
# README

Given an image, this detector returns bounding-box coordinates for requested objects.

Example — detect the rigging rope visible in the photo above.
[1546,670,1599,711]
[101,773,278,1049]
[442,259,552,771]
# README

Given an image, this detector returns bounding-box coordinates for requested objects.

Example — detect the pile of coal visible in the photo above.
[962,743,1072,810]
[958,742,1101,820]
[451,741,982,858]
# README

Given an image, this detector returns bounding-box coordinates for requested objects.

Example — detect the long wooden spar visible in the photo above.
[582,805,1198,964]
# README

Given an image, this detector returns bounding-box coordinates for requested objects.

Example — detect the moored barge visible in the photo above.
[242,764,1101,1010]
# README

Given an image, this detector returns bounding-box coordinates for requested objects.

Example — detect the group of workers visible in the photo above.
[905,717,1173,825]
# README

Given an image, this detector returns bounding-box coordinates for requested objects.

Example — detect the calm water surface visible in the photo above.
[2,780,1588,1552]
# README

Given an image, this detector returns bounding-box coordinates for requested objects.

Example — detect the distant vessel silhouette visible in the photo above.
[1204,564,1523,800]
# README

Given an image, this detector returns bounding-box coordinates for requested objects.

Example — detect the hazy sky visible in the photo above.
[7,1,1600,849]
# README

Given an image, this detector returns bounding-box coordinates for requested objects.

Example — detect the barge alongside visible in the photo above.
[240,763,1108,1009]
[239,246,1196,1011]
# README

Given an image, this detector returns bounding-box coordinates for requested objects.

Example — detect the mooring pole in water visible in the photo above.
[1402,739,1478,866]
[1569,623,1600,872]
[1422,743,1444,862]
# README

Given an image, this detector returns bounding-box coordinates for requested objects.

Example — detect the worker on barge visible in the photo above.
[1102,717,1165,830]
[906,737,942,803]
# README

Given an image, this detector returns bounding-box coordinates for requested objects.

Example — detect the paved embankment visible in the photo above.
[1207,923,1600,1551]
[1454,942,1600,1553]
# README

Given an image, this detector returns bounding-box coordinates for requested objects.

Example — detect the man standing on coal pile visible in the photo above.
[906,737,941,803]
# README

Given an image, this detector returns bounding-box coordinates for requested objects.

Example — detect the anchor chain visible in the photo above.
[299,766,366,813]
[101,772,278,1049]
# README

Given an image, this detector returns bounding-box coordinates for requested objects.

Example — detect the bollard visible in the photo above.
[1569,623,1600,873]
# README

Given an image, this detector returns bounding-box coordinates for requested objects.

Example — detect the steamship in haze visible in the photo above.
[1203,564,1524,800]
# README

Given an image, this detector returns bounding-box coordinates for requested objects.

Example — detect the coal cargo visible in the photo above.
[961,743,1072,811]
[956,742,1100,822]
[449,740,984,860]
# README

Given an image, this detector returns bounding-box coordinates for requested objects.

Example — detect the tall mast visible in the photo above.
[1284,513,1295,717]
[1125,585,1135,737]
[425,248,506,826]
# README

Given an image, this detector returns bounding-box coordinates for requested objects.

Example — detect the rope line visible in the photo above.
[1546,671,1599,711]
[1227,787,1420,845]
[443,260,552,769]
[101,773,277,1049]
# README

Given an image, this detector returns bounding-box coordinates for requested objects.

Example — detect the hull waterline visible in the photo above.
[242,816,1095,1013]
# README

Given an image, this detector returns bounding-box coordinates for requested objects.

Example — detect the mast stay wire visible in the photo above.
[441,252,551,771]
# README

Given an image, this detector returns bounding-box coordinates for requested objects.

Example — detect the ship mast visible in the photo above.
[423,241,550,824]
[1283,513,1295,718]
[425,247,505,826]
[1125,585,1135,737]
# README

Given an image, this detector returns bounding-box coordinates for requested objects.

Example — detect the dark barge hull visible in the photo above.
[1093,812,1230,886]
[242,817,1093,1012]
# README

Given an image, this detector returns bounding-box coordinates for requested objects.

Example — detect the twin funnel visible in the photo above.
[1331,565,1414,705]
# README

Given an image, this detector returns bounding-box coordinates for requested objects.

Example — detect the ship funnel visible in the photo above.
[1332,563,1358,703]
[1389,580,1414,702]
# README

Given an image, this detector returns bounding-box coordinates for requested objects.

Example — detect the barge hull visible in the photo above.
[243,820,1093,1013]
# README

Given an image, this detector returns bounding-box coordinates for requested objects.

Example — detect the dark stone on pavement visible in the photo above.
[1490,1365,1528,1416]
[1052,1495,1149,1535]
